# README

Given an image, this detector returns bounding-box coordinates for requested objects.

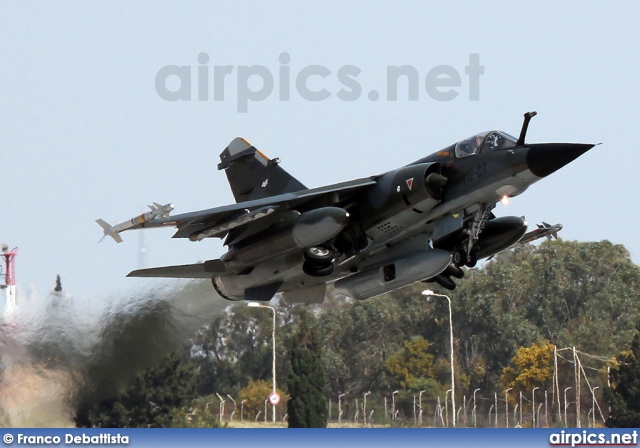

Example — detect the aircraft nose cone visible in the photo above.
[526,143,595,178]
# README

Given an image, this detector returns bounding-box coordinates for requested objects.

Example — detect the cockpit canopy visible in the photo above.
[454,131,517,158]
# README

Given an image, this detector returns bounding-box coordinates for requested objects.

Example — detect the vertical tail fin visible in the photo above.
[218,138,307,203]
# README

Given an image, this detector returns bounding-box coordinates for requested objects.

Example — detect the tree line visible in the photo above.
[75,239,640,427]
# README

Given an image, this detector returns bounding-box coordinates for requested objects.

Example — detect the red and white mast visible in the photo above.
[1,245,18,309]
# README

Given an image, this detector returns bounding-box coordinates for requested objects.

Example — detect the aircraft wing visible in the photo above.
[141,177,377,241]
[127,258,227,278]
[127,262,214,278]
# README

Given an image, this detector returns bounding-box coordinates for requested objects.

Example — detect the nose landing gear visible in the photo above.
[453,248,477,268]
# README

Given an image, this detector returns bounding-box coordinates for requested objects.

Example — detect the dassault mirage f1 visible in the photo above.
[98,112,595,302]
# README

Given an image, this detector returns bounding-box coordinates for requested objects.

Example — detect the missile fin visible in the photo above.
[96,219,123,243]
[96,218,111,231]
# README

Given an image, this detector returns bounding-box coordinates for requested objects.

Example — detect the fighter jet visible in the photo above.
[98,112,594,302]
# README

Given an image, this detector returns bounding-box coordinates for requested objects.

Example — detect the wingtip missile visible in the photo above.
[96,202,174,243]
[518,222,563,246]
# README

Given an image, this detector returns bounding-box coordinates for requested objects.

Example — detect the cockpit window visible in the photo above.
[454,131,517,158]
[454,133,487,158]
[481,131,517,153]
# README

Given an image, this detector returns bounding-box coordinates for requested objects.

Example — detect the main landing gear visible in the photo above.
[302,245,335,277]
[429,205,493,289]
[453,203,493,268]
[452,248,478,268]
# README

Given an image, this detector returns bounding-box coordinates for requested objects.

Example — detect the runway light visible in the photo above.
[501,195,510,205]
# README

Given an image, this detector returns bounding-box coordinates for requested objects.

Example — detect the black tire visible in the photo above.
[303,261,334,277]
[434,274,456,291]
[444,264,464,279]
[453,249,466,267]
[303,245,335,264]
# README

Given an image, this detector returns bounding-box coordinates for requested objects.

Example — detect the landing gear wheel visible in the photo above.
[303,261,334,277]
[444,264,464,279]
[304,245,335,264]
[453,249,466,267]
[434,274,457,291]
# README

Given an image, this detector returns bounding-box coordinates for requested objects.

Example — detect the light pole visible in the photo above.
[247,302,277,423]
[505,388,513,428]
[364,391,371,425]
[519,391,523,426]
[216,393,226,422]
[264,399,268,423]
[384,397,387,421]
[537,403,543,429]
[545,390,549,427]
[445,389,451,427]
[338,393,345,424]
[564,387,572,426]
[227,394,236,422]
[240,399,247,421]
[392,390,399,423]
[463,395,467,427]
[422,290,455,427]
[592,387,599,428]
[413,395,416,425]
[419,390,427,426]
[488,404,494,427]
[473,388,480,427]
[532,387,539,428]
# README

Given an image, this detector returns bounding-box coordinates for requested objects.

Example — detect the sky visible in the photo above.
[2,2,639,301]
